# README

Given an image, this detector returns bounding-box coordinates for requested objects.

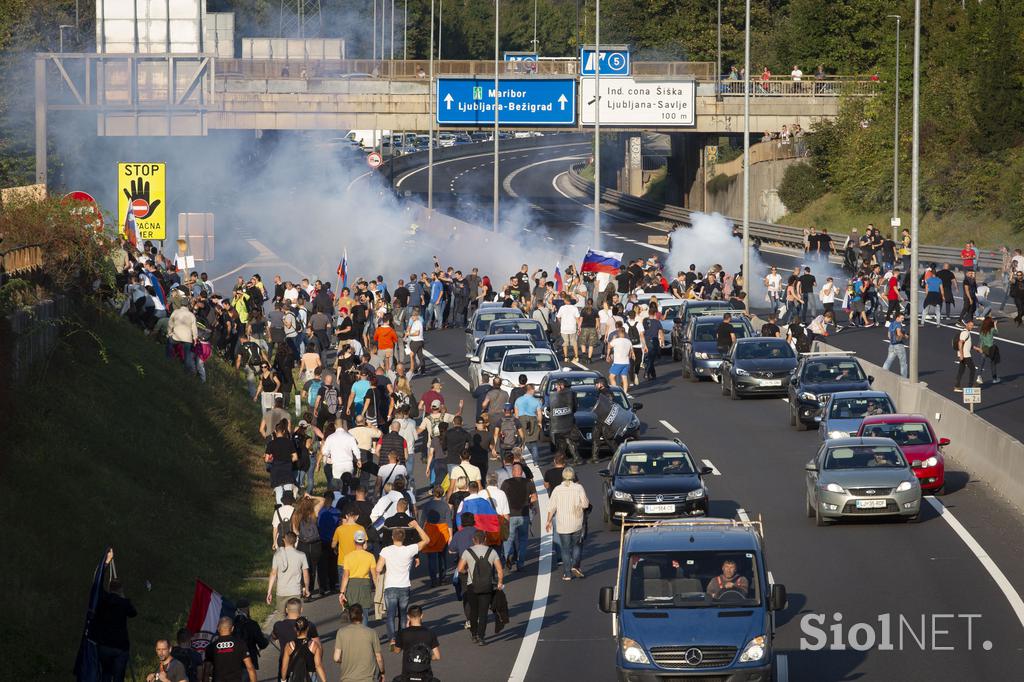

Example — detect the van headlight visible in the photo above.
[739,635,766,662]
[695,352,710,360]
[612,490,633,501]
[895,480,915,492]
[735,367,750,376]
[621,637,650,664]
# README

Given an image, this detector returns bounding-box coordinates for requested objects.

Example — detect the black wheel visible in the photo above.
[904,513,921,524]
[933,485,945,496]
[815,503,832,526]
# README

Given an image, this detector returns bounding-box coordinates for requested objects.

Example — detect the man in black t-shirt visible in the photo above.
[269,598,320,675]
[716,313,737,355]
[760,313,781,338]
[936,263,957,318]
[501,462,537,571]
[798,268,817,323]
[817,229,833,261]
[205,617,256,682]
[395,606,441,677]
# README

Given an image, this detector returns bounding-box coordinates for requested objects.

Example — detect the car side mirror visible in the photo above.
[939,437,951,447]
[770,584,788,612]
[632,401,644,411]
[466,353,478,361]
[599,586,618,614]
[868,375,875,384]
[598,469,611,478]
[700,466,714,476]
[805,462,818,472]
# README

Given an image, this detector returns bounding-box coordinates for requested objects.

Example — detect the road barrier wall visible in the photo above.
[813,340,1024,509]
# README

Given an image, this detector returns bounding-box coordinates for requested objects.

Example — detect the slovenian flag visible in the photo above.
[123,203,140,250]
[337,249,348,290]
[554,262,564,292]
[141,269,166,306]
[457,495,500,533]
[581,249,624,275]
[186,580,235,654]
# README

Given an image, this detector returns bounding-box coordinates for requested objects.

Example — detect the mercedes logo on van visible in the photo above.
[684,648,703,666]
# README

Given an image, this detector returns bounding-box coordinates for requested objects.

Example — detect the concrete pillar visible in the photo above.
[626,135,642,197]
[35,56,47,187]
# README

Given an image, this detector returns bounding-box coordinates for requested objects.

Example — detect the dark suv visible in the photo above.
[787,353,873,431]
[670,300,733,360]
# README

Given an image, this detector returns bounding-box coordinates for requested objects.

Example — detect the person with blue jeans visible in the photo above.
[376,522,430,647]
[513,385,543,460]
[501,462,537,572]
[882,311,908,378]
[427,274,445,330]
[545,466,590,581]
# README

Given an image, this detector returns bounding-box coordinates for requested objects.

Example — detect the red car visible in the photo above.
[857,414,950,494]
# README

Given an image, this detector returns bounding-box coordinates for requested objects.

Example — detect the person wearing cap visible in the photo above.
[339,529,378,616]
[418,378,445,415]
[545,466,590,581]
[416,397,462,443]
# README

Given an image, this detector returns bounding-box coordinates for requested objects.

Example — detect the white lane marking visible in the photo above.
[421,349,470,390]
[925,496,1024,630]
[210,240,306,283]
[931,322,1024,348]
[394,141,590,188]
[736,508,751,523]
[777,653,789,682]
[502,155,588,199]
[345,170,373,193]
[659,419,679,434]
[570,360,588,370]
[702,459,722,476]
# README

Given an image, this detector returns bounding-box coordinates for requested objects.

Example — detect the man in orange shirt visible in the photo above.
[373,315,400,371]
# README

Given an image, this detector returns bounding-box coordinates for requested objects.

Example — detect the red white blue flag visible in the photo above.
[554,262,564,292]
[336,249,348,290]
[186,580,234,653]
[580,249,624,275]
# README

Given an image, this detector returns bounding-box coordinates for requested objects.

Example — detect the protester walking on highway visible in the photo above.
[333,604,385,681]
[291,494,326,599]
[882,311,909,378]
[394,605,442,681]
[204,617,257,682]
[456,530,505,645]
[1011,270,1024,325]
[267,532,310,615]
[339,529,378,617]
[378,522,431,650]
[954,319,980,392]
[231,601,269,674]
[501,462,536,572]
[406,308,426,375]
[279,616,327,682]
[977,316,1001,384]
[642,303,665,379]
[546,467,590,581]
[145,639,187,682]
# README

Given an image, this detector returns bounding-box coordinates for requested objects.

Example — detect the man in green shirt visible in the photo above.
[333,604,384,681]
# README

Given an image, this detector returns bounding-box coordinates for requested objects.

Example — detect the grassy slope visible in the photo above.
[782,193,1017,250]
[0,309,271,679]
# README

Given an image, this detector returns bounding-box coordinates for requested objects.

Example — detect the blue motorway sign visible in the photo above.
[580,46,630,76]
[504,52,538,62]
[436,77,576,126]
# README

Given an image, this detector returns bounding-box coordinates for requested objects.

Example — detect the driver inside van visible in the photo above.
[706,560,749,599]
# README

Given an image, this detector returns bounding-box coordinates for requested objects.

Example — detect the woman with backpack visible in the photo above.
[292,495,326,599]
[279,616,327,681]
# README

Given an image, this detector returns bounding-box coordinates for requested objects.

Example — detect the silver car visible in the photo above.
[466,334,535,390]
[805,437,922,526]
[465,307,527,353]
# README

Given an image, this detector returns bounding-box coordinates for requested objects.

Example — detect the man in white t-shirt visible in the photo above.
[376,451,409,495]
[954,319,979,391]
[556,299,581,362]
[377,522,430,646]
[405,308,425,375]
[321,421,361,492]
[765,267,783,312]
[606,321,636,393]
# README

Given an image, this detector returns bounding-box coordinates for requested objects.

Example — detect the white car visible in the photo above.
[467,334,536,390]
[496,347,563,391]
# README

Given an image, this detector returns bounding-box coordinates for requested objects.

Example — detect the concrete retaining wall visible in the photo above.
[812,340,1024,510]
[700,157,803,222]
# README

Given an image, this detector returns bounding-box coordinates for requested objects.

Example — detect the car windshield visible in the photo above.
[482,343,528,363]
[802,359,867,383]
[694,322,749,343]
[828,397,895,419]
[823,445,906,469]
[660,303,681,320]
[683,303,729,321]
[616,450,695,475]
[490,321,544,342]
[625,551,760,608]
[475,310,524,331]
[573,389,630,410]
[736,341,795,360]
[861,422,934,446]
[501,352,558,372]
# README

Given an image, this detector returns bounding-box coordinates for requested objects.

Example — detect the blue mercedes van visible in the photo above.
[598,518,787,681]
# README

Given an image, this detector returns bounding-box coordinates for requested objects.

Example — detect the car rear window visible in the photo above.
[475,310,525,331]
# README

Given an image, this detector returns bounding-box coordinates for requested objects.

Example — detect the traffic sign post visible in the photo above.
[580,44,630,76]
[580,78,695,126]
[367,151,383,169]
[62,191,104,233]
[436,77,576,126]
[962,387,981,413]
[117,162,166,241]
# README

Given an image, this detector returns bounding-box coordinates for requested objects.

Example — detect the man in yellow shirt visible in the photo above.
[331,509,365,579]
[232,288,250,324]
[339,530,378,619]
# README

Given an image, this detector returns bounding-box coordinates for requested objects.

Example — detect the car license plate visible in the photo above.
[761,379,782,386]
[644,504,675,514]
[855,499,887,509]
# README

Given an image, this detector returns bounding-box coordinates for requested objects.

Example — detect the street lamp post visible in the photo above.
[438,0,443,60]
[593,0,601,249]
[391,0,395,60]
[742,0,751,313]
[533,0,539,54]
[403,0,408,60]
[716,0,723,101]
[909,0,921,382]
[427,0,435,211]
[888,14,901,240]
[493,0,501,232]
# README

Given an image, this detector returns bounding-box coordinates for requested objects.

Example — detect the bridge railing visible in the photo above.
[718,76,879,96]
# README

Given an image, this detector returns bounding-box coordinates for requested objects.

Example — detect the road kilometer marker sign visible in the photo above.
[118,162,166,241]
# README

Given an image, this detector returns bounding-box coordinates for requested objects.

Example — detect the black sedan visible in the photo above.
[566,386,643,461]
[719,337,798,399]
[788,353,874,431]
[539,369,603,436]
[599,439,712,528]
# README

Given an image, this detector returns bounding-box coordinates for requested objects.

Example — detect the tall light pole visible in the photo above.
[533,0,539,53]
[373,0,377,61]
[888,14,901,240]
[493,0,501,232]
[592,0,602,248]
[427,0,435,211]
[438,0,443,60]
[716,0,723,101]
[390,0,395,60]
[403,0,408,60]
[909,0,921,382]
[741,0,751,313]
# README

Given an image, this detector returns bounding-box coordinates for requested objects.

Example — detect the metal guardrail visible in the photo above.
[565,164,1003,269]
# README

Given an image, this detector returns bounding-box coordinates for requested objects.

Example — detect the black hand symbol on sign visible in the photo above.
[123,179,161,220]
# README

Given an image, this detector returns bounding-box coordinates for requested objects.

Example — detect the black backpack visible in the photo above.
[275,509,292,547]
[499,417,519,450]
[286,638,315,681]
[242,342,262,368]
[404,642,433,673]
[469,546,496,594]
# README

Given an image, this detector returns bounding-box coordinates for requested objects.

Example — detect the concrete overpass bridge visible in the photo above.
[33,54,875,183]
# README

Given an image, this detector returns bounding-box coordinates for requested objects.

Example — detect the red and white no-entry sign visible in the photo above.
[62,190,105,232]
[367,152,383,169]
[131,198,150,218]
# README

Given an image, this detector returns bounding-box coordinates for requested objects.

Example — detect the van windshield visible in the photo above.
[625,551,760,608]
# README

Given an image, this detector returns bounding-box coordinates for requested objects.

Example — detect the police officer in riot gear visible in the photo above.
[547,380,578,463]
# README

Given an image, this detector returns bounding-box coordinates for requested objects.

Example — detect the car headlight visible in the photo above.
[612,490,633,501]
[895,480,915,492]
[695,352,710,360]
[621,637,650,665]
[739,635,766,662]
[824,483,845,493]
[799,391,817,402]
[686,487,706,500]
[828,430,848,440]
[923,456,939,468]
[735,367,750,376]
